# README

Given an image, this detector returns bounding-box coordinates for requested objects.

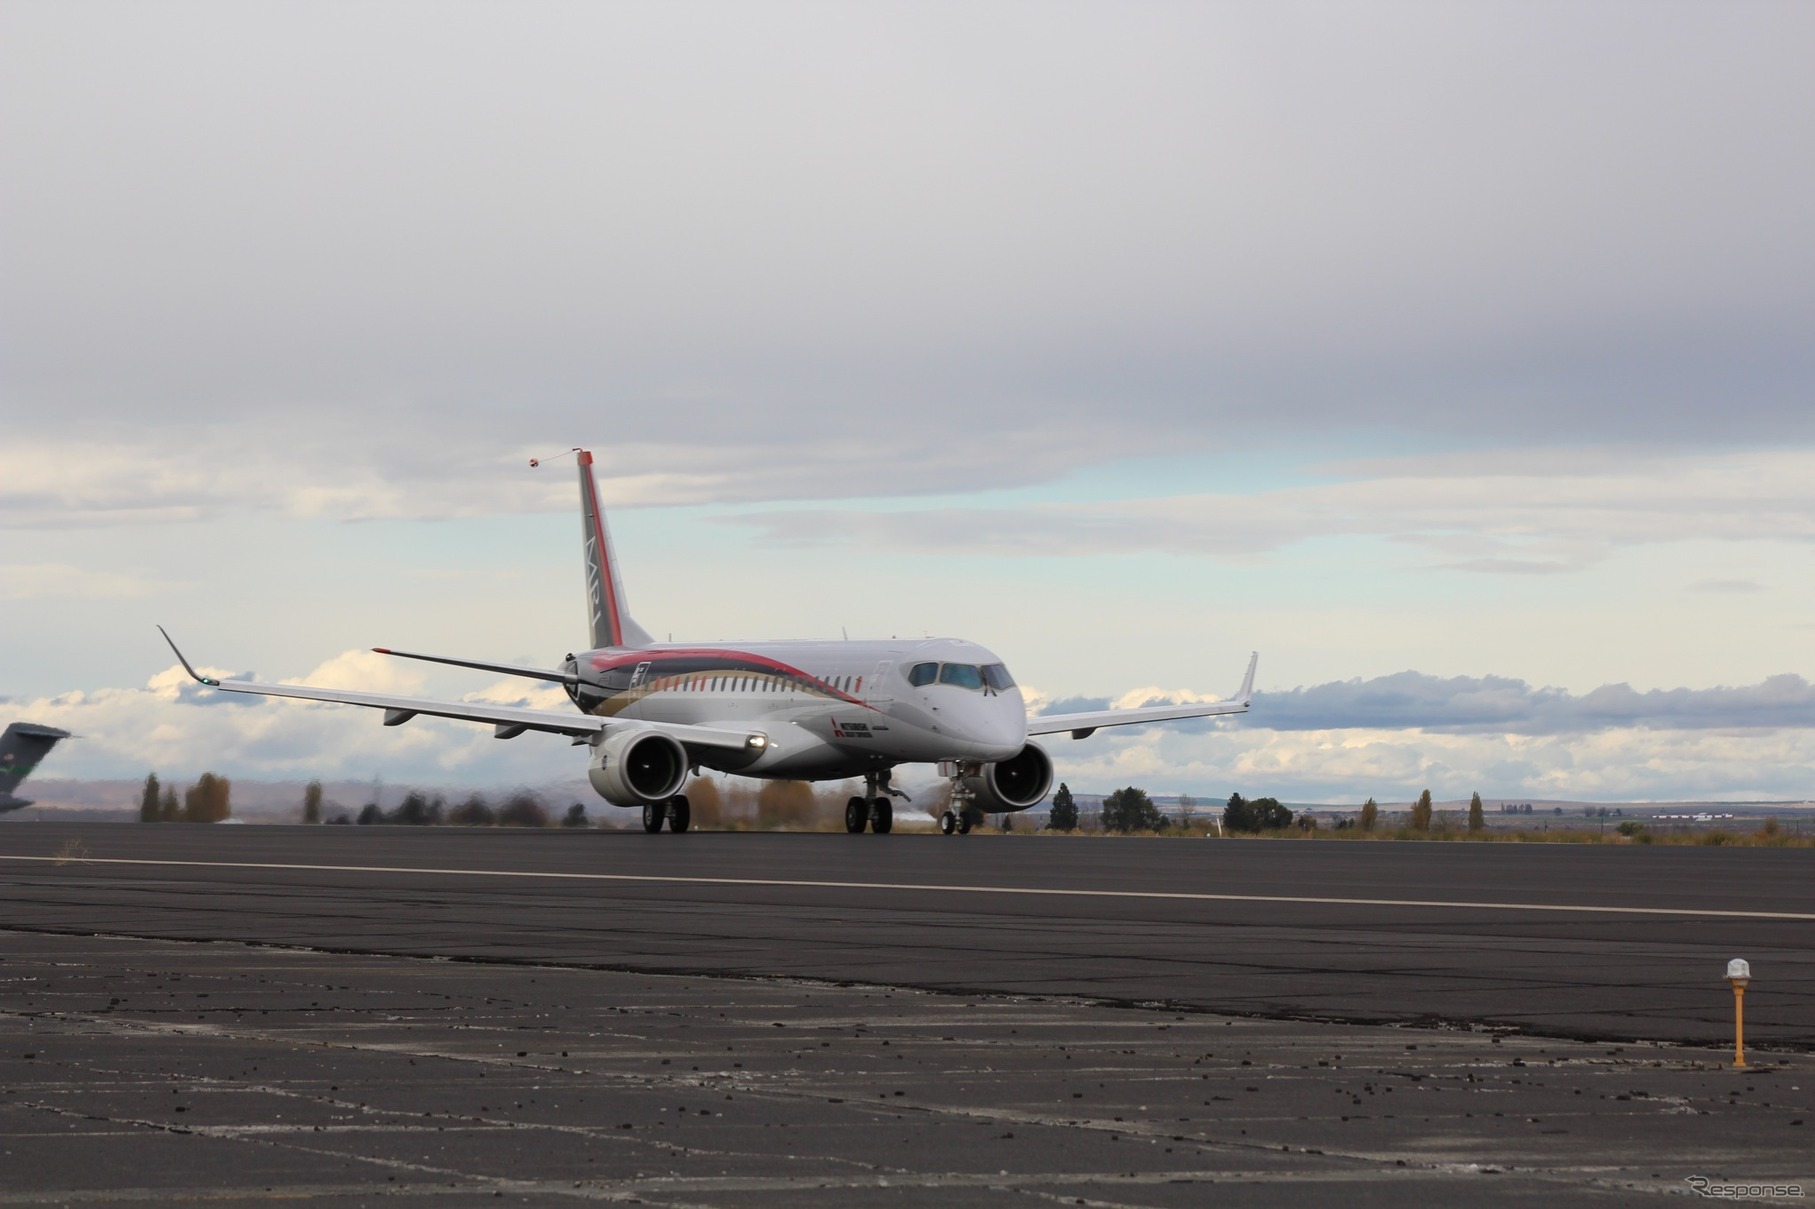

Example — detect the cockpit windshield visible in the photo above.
[937,663,984,690]
[912,661,1017,692]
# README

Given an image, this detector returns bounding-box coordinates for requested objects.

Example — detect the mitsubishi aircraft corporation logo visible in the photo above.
[585,529,608,639]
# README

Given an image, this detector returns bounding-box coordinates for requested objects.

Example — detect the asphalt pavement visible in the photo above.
[1,824,1810,1205]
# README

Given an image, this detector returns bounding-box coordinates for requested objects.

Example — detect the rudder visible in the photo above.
[577,450,654,650]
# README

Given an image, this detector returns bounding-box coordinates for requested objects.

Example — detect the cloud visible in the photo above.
[1041,722,1815,803]
[1690,578,1767,594]
[11,659,584,785]
[1243,671,1815,735]
[13,658,1815,804]
[3,4,1813,527]
[724,447,1815,569]
[0,563,165,599]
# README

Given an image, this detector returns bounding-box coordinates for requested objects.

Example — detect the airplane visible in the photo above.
[0,721,73,813]
[162,449,1256,835]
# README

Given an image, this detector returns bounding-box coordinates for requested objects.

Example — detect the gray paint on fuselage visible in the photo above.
[568,638,1028,784]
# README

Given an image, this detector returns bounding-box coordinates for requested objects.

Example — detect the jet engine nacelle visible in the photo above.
[587,727,689,807]
[963,741,1054,813]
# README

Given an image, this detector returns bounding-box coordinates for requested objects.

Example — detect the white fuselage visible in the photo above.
[567,637,1028,780]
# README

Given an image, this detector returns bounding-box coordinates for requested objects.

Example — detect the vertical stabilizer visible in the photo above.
[577,451,655,650]
[0,722,71,812]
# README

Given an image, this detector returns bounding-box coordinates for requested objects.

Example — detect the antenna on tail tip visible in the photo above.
[528,447,584,469]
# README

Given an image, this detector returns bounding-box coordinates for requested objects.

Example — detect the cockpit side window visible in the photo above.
[937,663,984,690]
[981,663,1015,691]
[907,662,939,687]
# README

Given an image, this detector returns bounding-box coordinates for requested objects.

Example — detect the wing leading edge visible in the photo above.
[156,628,763,754]
[1027,652,1257,740]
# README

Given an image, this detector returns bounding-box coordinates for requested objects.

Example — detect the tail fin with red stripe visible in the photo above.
[577,450,654,650]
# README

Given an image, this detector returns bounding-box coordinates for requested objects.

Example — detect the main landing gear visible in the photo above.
[844,770,905,834]
[642,794,691,834]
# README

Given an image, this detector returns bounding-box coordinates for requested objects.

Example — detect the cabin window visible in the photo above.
[907,662,939,688]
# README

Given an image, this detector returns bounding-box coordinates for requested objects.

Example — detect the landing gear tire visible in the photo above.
[956,810,974,835]
[871,800,892,834]
[940,811,957,835]
[667,794,691,833]
[642,800,667,834]
[845,797,869,834]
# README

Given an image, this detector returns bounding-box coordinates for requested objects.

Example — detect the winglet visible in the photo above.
[1235,651,1258,706]
[157,625,221,687]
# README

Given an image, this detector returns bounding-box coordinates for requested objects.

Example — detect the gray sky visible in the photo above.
[4,1,1814,799]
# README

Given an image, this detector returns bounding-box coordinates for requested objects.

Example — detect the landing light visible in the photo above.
[746,734,768,751]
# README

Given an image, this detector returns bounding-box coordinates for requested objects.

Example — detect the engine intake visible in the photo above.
[963,741,1054,813]
[588,728,689,806]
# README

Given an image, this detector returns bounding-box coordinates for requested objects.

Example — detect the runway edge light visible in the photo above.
[1725,958,1751,1069]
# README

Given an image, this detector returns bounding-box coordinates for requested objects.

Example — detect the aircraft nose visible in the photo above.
[965,696,1027,758]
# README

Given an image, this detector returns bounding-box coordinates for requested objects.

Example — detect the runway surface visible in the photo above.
[2,825,1811,1205]
[2,824,1811,1045]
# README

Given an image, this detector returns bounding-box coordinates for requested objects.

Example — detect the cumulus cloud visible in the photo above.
[10,658,1813,804]
[10,659,582,786]
[1067,670,1815,736]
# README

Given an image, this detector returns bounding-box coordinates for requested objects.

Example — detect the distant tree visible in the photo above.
[497,792,550,828]
[686,777,723,828]
[1250,797,1294,830]
[1047,783,1079,831]
[562,802,589,828]
[1358,798,1379,833]
[1297,812,1318,833]
[302,779,323,825]
[390,791,434,826]
[139,773,161,823]
[159,786,180,822]
[757,780,817,829]
[183,773,230,824]
[1410,789,1433,832]
[1224,793,1293,833]
[449,794,495,826]
[1102,786,1165,833]
[1176,793,1197,829]
[356,803,382,825]
[1468,792,1485,833]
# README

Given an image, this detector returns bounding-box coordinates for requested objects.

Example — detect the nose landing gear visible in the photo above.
[938,760,983,836]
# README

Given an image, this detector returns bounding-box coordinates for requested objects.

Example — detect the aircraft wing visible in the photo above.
[0,721,72,812]
[1028,652,1257,740]
[158,629,765,754]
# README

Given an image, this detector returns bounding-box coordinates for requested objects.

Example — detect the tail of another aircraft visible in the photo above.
[577,450,655,650]
[0,721,71,812]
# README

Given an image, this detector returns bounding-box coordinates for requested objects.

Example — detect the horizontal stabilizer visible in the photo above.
[373,647,578,685]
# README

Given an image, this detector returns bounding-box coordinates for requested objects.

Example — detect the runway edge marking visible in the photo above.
[2,854,1811,921]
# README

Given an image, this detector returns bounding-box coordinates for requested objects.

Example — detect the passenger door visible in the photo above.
[863,661,894,709]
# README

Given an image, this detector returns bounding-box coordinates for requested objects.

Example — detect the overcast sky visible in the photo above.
[4,1,1813,803]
